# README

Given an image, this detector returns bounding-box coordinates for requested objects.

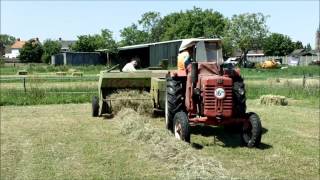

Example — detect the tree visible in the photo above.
[71,29,117,52]
[263,33,295,56]
[19,39,43,63]
[138,11,162,42]
[99,29,118,53]
[0,34,16,56]
[71,35,99,52]
[222,36,235,59]
[119,12,162,45]
[119,24,149,46]
[118,7,226,46]
[304,43,312,51]
[42,39,62,63]
[159,7,226,40]
[0,43,4,57]
[139,12,161,33]
[294,41,304,49]
[0,34,16,46]
[224,13,269,65]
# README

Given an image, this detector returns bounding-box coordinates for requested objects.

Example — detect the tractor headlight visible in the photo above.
[214,88,225,99]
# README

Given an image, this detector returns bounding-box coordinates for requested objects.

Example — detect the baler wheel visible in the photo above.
[92,96,100,117]
[241,112,262,148]
[173,111,190,143]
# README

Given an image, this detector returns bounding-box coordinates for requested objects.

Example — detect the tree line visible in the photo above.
[0,7,313,63]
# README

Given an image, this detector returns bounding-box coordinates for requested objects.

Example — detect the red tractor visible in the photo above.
[165,39,262,148]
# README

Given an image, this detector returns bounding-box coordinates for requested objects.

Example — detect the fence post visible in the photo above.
[23,77,26,93]
[302,74,306,88]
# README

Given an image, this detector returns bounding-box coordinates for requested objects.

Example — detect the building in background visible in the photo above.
[58,38,75,52]
[51,52,105,66]
[246,50,265,58]
[4,38,26,59]
[118,39,183,68]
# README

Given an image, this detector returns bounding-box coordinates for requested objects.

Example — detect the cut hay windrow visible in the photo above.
[115,108,229,180]
[108,90,154,115]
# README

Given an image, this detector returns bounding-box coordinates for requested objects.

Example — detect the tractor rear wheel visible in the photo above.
[92,96,100,117]
[173,111,190,143]
[241,113,262,148]
[165,77,184,133]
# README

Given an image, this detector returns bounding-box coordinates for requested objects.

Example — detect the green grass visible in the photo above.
[190,100,319,179]
[0,76,99,83]
[245,84,319,106]
[0,64,108,76]
[1,80,318,107]
[241,66,320,80]
[0,104,173,179]
[0,65,319,107]
[0,88,96,106]
[1,101,319,179]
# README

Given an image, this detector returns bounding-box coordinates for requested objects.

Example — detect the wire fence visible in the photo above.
[0,76,99,82]
[0,76,98,95]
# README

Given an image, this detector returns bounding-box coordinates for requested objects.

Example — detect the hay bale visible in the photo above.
[17,70,28,75]
[116,108,229,179]
[56,71,67,76]
[68,68,77,73]
[260,94,288,106]
[109,90,153,115]
[71,72,83,77]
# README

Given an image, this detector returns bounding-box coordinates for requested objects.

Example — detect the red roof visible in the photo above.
[11,40,26,49]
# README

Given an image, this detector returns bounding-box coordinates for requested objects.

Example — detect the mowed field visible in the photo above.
[1,100,319,179]
[1,65,319,179]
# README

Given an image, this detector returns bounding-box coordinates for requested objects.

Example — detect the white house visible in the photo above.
[4,38,26,58]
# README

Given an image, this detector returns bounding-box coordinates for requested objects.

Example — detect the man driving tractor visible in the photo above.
[177,47,193,70]
[177,39,195,70]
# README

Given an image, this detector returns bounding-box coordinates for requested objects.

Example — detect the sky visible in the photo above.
[1,0,319,48]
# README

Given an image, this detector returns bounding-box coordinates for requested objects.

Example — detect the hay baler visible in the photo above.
[92,70,168,116]
[92,38,262,148]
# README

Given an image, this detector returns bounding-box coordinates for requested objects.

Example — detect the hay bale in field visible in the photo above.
[260,94,288,106]
[56,71,67,76]
[109,90,154,115]
[116,108,229,179]
[68,68,77,73]
[17,70,28,75]
[71,72,83,77]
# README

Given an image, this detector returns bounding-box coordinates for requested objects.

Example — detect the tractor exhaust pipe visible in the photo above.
[191,62,198,88]
[191,62,201,115]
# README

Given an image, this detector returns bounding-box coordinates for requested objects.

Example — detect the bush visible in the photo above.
[19,39,43,63]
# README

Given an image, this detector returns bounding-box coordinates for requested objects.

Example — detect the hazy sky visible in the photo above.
[1,0,319,48]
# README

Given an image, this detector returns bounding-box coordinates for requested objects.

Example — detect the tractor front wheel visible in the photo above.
[92,96,100,117]
[173,111,190,143]
[241,113,262,148]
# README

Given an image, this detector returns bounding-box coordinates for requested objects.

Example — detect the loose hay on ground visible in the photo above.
[108,90,154,115]
[116,108,229,180]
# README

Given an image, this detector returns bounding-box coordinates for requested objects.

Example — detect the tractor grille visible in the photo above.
[203,84,233,117]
